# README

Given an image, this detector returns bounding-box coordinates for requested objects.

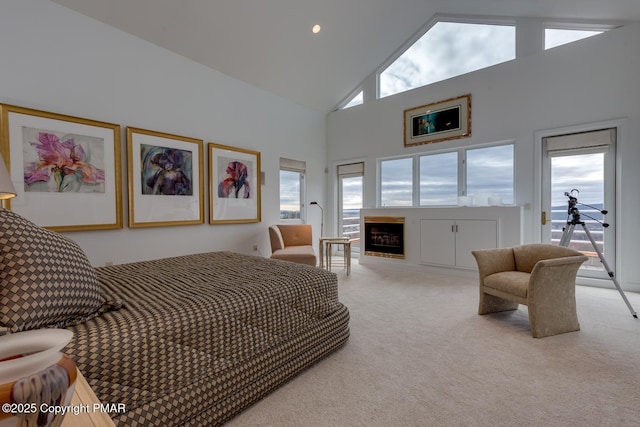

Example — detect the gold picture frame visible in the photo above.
[0,103,122,231]
[404,94,471,147]
[208,143,261,224]
[126,127,204,228]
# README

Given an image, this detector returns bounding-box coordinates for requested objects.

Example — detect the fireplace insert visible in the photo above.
[364,216,405,258]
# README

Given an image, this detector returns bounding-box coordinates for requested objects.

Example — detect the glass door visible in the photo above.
[338,163,364,253]
[541,129,616,279]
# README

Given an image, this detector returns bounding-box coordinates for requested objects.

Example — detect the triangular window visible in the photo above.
[545,28,604,50]
[341,90,363,109]
[379,21,515,98]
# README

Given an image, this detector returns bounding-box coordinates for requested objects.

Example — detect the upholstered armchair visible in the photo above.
[472,244,588,338]
[269,224,317,266]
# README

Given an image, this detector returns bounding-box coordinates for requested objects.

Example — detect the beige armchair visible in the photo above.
[269,224,317,266]
[472,244,588,338]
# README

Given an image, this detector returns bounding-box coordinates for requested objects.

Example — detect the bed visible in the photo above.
[0,209,350,426]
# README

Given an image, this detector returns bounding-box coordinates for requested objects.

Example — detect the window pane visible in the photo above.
[280,170,301,219]
[380,22,515,98]
[466,145,514,204]
[545,29,603,50]
[342,91,363,109]
[380,158,413,206]
[341,176,363,251]
[419,152,458,205]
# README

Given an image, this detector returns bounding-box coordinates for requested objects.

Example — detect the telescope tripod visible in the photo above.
[560,219,637,318]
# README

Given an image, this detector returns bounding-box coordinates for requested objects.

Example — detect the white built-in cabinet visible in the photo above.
[420,219,497,269]
[360,206,521,272]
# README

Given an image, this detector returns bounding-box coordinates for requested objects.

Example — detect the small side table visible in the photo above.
[318,237,349,269]
[318,237,349,268]
[323,238,352,275]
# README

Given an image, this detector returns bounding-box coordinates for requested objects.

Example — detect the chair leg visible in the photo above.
[346,242,351,275]
[528,301,580,338]
[478,291,519,315]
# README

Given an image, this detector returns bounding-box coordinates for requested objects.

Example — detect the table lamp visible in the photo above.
[0,153,17,207]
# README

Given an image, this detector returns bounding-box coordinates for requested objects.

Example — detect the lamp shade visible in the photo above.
[0,153,17,200]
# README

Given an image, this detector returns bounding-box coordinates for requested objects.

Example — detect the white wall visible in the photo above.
[0,0,327,266]
[327,23,640,291]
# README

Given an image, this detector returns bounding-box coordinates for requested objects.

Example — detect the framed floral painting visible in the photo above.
[127,127,204,228]
[208,143,261,224]
[0,104,122,231]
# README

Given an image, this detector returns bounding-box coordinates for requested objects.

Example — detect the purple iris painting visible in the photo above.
[23,128,106,193]
[218,159,251,199]
[141,144,193,196]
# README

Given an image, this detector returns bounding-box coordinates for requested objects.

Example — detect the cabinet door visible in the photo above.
[420,219,455,266]
[455,219,497,268]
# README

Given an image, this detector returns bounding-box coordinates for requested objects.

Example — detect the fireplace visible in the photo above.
[364,216,405,259]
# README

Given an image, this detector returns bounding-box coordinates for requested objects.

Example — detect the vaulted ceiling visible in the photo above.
[51,0,640,113]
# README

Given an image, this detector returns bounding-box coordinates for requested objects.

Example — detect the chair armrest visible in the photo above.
[528,255,588,301]
[269,226,285,252]
[532,255,589,271]
[472,247,516,279]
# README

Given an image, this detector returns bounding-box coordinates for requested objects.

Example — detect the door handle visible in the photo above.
[541,211,548,225]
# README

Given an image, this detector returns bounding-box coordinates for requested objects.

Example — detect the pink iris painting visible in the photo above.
[23,128,106,193]
[218,159,251,199]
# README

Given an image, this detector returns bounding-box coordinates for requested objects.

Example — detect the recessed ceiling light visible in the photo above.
[312,24,321,34]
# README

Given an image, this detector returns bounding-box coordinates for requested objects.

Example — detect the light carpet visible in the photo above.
[227,261,640,427]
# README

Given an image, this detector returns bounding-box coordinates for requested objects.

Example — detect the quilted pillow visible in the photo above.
[0,209,103,333]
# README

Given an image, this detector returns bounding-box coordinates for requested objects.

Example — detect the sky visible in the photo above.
[551,153,604,208]
[279,170,301,213]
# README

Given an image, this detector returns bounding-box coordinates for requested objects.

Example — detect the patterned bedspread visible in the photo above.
[63,251,350,426]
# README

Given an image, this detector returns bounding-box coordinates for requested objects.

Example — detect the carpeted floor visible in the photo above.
[227,260,640,427]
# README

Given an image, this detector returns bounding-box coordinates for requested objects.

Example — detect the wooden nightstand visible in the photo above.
[61,370,116,427]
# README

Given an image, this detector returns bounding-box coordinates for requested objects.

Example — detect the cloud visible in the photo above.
[551,153,604,206]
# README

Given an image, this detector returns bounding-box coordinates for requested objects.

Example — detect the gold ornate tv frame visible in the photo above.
[404,94,471,147]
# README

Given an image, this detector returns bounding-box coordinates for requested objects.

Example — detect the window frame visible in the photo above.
[377,156,415,207]
[464,143,515,205]
[377,141,515,207]
[279,158,307,223]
